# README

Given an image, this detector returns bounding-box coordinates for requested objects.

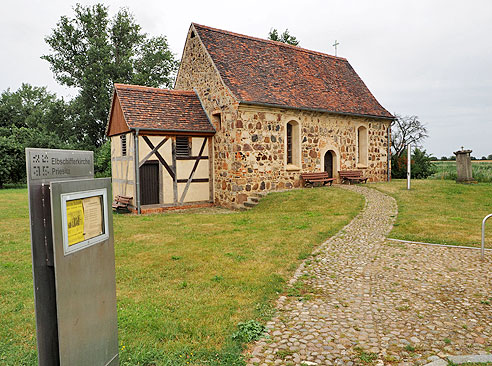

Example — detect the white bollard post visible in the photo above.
[407,143,411,190]
[482,214,492,260]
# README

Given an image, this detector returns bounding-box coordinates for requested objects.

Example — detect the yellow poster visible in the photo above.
[66,199,85,246]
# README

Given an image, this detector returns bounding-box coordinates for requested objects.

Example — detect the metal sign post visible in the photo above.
[407,143,411,190]
[26,148,118,366]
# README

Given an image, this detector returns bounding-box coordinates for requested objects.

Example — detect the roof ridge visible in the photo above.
[192,23,347,61]
[114,84,196,95]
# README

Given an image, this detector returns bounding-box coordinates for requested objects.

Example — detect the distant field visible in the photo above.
[430,160,492,183]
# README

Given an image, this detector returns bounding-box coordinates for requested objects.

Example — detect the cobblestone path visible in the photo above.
[247,185,492,366]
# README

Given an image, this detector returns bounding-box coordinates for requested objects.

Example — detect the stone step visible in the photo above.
[249,196,259,203]
[243,201,258,208]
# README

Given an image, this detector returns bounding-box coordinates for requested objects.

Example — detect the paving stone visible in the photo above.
[447,354,492,363]
[246,185,492,365]
[424,360,448,366]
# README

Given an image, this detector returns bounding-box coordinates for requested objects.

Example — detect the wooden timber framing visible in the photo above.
[208,137,214,203]
[171,138,178,204]
[142,136,175,180]
[179,137,207,204]
[135,134,211,212]
[139,137,169,167]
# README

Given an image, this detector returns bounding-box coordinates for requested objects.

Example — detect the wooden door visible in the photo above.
[139,161,159,205]
[324,151,334,178]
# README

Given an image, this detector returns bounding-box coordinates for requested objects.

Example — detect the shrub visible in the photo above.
[391,148,435,179]
[411,148,435,178]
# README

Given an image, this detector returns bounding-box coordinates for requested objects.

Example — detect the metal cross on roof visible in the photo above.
[333,40,340,56]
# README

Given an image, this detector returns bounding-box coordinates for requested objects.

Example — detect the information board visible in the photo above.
[26,148,94,366]
[50,179,118,366]
[27,149,117,366]
[60,189,109,255]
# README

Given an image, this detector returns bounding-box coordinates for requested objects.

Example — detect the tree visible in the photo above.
[268,28,300,46]
[42,4,179,148]
[391,115,428,159]
[0,84,73,139]
[488,154,492,160]
[94,140,112,177]
[0,134,23,188]
[0,85,74,187]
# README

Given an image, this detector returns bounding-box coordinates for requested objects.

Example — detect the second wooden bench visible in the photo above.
[338,170,368,184]
[301,172,335,187]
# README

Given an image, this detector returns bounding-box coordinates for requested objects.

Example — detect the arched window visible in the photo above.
[286,120,300,167]
[357,126,368,166]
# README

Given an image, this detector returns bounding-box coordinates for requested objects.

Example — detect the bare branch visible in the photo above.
[391,114,428,158]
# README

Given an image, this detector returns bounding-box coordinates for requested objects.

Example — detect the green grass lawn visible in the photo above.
[0,186,363,365]
[371,179,492,248]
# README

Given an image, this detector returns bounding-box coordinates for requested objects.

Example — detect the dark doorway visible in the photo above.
[140,161,159,205]
[324,151,334,178]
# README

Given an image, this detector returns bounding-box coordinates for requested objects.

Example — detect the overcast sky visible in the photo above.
[1,0,491,157]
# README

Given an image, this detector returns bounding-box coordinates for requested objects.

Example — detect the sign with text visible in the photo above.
[26,148,94,366]
[28,149,93,181]
[26,148,117,366]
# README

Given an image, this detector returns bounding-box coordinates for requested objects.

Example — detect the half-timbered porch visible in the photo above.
[106,84,216,214]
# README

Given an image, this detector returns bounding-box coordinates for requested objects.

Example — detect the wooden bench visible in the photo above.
[301,172,335,187]
[112,195,133,212]
[338,170,368,184]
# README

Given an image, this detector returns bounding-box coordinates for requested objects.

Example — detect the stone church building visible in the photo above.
[106,23,393,212]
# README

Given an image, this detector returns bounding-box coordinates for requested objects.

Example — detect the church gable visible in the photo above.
[175,26,238,118]
[192,23,393,119]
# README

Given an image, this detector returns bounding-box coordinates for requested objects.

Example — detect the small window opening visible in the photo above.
[357,126,368,166]
[212,112,222,131]
[176,136,191,157]
[190,31,195,38]
[120,135,127,156]
[286,123,293,164]
[285,120,300,167]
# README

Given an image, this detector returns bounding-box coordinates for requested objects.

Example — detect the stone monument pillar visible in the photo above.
[454,148,474,183]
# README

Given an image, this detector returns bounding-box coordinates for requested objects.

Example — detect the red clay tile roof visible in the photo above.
[114,84,215,134]
[193,23,393,119]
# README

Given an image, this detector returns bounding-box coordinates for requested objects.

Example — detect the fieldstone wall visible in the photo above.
[175,26,240,208]
[175,25,391,209]
[227,105,391,207]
